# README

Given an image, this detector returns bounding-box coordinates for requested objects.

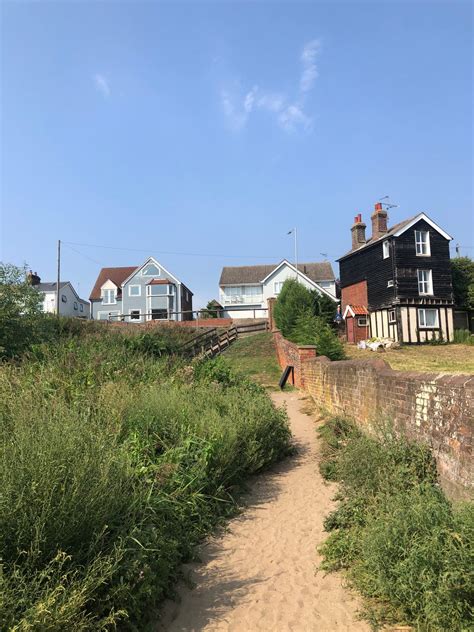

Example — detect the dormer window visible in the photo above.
[382,241,390,259]
[415,230,430,256]
[142,263,160,276]
[102,289,116,304]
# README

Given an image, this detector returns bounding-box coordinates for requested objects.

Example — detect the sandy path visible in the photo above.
[157,391,369,632]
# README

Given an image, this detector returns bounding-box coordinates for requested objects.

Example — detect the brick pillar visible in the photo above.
[267,297,277,330]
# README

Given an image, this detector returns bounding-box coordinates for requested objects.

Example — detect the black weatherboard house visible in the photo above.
[338,203,454,344]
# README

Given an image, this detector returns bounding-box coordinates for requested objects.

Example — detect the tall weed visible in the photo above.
[318,418,473,631]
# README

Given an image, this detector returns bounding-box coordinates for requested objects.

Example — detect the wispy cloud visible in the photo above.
[93,73,110,98]
[220,39,321,133]
[300,39,321,93]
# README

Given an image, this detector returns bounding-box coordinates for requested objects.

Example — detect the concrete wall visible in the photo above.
[273,330,474,500]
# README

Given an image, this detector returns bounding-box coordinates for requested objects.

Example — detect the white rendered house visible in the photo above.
[218,259,337,319]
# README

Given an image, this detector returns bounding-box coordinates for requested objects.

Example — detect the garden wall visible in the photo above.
[273,330,474,500]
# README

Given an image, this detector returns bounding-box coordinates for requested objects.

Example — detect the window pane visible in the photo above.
[142,263,160,276]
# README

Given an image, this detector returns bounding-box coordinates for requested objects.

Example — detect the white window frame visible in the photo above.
[388,309,396,324]
[418,308,439,329]
[147,284,173,296]
[383,241,390,259]
[73,301,78,310]
[357,317,368,327]
[129,309,141,322]
[387,280,394,288]
[274,281,284,295]
[417,269,433,295]
[415,230,431,256]
[102,289,117,305]
[129,285,141,297]
[80,303,84,312]
[61,294,67,303]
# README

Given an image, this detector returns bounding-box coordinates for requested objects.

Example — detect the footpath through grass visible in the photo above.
[223,332,282,388]
[344,343,474,374]
[0,327,291,630]
[318,418,474,631]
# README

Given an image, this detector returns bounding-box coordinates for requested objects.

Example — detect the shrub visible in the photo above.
[290,313,345,360]
[318,417,474,631]
[0,333,291,629]
[451,256,474,310]
[273,279,314,338]
[453,329,474,345]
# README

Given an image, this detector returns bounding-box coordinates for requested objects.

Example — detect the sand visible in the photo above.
[157,390,369,632]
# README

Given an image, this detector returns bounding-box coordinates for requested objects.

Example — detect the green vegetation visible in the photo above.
[223,332,282,388]
[451,256,474,310]
[318,418,474,631]
[273,279,344,360]
[344,342,474,374]
[453,329,474,345]
[0,325,291,629]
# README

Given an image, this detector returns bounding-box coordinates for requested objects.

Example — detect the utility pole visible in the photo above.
[456,243,460,257]
[56,239,61,319]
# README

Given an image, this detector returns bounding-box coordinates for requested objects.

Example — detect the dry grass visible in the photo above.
[223,332,283,389]
[344,343,474,374]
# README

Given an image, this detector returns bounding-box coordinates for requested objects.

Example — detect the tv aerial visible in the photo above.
[377,195,399,211]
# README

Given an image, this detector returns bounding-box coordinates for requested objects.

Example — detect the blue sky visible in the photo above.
[1,1,472,308]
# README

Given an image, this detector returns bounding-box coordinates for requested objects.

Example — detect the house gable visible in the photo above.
[122,256,181,288]
[261,260,337,300]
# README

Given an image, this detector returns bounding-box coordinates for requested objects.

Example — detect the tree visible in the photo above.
[311,290,338,326]
[199,300,222,319]
[0,263,45,358]
[273,278,314,338]
[290,312,345,360]
[451,257,474,310]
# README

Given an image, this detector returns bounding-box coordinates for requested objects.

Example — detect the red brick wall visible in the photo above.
[273,331,474,500]
[273,330,317,388]
[341,280,368,311]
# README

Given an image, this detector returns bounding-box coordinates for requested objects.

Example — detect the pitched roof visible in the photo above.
[338,216,417,261]
[36,281,69,292]
[219,261,335,285]
[344,305,369,318]
[89,266,137,300]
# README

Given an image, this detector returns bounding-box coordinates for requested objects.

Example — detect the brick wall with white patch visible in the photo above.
[273,331,474,500]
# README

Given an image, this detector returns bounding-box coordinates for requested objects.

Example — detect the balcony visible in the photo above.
[221,295,263,305]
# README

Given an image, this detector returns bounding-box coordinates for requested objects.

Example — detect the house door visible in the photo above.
[346,317,355,344]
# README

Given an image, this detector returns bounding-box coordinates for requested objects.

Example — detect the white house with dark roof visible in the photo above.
[218,259,337,319]
[27,272,90,318]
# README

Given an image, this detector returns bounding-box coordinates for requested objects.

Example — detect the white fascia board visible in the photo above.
[343,305,355,319]
[393,213,453,241]
[261,259,337,301]
[121,256,181,287]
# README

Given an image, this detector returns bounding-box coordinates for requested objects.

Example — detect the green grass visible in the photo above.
[0,329,291,630]
[344,343,474,374]
[318,418,474,631]
[223,332,282,388]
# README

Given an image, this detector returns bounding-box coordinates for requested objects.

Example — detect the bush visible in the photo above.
[451,257,474,310]
[0,333,291,629]
[273,279,314,338]
[318,418,474,630]
[290,313,345,360]
[453,329,474,345]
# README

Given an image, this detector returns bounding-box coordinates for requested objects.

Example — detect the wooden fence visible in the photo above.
[180,326,238,359]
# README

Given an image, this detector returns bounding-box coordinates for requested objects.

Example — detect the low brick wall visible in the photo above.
[273,330,316,387]
[273,330,474,499]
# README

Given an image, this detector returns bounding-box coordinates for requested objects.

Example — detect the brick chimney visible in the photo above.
[371,202,388,241]
[27,270,41,286]
[351,214,366,250]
